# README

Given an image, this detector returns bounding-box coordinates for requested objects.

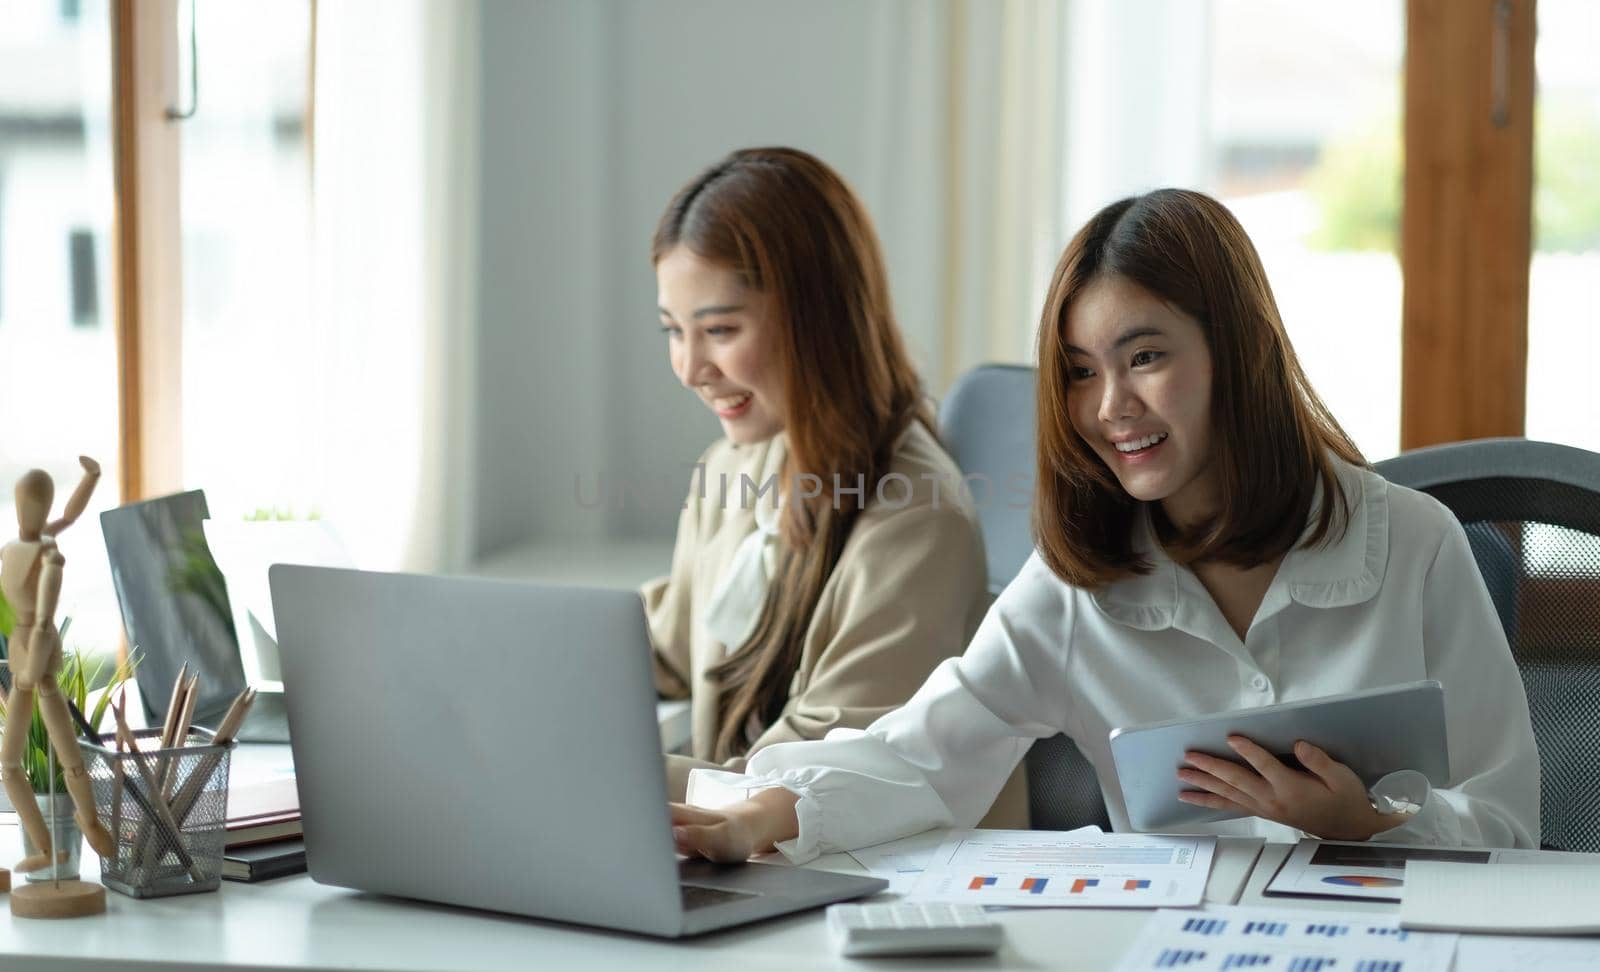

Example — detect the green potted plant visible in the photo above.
[0,598,135,882]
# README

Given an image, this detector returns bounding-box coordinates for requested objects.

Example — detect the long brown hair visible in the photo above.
[1034,189,1365,588]
[652,147,932,760]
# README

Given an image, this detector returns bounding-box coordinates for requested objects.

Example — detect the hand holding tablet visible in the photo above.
[1178,735,1401,840]
[1109,681,1449,832]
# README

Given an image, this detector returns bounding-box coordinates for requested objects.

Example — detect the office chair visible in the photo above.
[1377,438,1600,853]
[939,364,1112,832]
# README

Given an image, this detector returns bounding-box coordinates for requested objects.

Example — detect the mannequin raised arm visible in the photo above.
[43,456,100,538]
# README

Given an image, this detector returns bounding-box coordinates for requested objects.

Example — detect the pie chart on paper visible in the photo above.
[1321,875,1404,889]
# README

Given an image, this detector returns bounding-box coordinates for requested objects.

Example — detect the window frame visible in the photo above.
[111,0,184,503]
[1401,0,1537,448]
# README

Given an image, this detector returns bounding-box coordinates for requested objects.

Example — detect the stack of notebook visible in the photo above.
[223,776,305,883]
[226,777,302,846]
[224,838,307,882]
[224,837,307,882]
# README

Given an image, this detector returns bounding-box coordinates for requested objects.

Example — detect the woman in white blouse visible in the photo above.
[670,188,1541,862]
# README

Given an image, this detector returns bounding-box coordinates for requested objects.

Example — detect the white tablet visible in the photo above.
[1108,680,1449,832]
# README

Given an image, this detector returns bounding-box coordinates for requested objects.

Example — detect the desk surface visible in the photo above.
[0,736,1428,972]
[0,830,1280,972]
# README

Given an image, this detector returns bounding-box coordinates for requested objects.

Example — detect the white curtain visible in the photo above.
[1061,0,1209,233]
[942,0,1068,382]
[310,0,479,573]
[859,0,1068,391]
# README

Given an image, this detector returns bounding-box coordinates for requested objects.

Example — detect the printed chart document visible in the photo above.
[1266,838,1600,902]
[1400,862,1600,934]
[1115,906,1458,972]
[843,829,952,895]
[905,829,1215,908]
[848,826,1103,895]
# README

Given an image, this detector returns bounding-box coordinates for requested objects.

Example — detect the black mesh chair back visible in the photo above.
[939,365,1112,831]
[1377,438,1600,852]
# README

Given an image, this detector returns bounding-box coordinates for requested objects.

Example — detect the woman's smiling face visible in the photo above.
[1064,274,1219,528]
[656,246,785,445]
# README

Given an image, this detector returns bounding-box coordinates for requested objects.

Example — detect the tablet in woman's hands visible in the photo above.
[1108,680,1448,831]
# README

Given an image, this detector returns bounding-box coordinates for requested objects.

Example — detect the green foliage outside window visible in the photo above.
[1533,101,1600,253]
[1305,120,1404,253]
[1306,100,1600,254]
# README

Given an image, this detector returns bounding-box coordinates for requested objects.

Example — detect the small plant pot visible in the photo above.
[21,791,84,882]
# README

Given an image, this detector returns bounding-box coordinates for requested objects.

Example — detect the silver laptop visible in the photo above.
[1109,680,1449,832]
[269,565,885,937]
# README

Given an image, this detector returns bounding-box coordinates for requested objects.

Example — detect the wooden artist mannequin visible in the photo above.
[0,457,117,873]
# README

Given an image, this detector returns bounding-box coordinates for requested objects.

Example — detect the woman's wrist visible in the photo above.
[728,787,801,852]
[1344,808,1408,837]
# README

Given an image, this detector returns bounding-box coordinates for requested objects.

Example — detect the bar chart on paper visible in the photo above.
[1115,907,1458,972]
[907,830,1216,908]
[966,874,1149,896]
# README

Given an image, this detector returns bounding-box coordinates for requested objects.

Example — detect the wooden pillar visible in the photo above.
[1401,0,1536,448]
[112,0,184,502]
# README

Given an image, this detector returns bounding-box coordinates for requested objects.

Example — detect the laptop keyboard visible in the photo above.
[680,883,759,911]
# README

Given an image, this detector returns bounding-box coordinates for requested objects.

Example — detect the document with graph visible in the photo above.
[903,829,1216,908]
[1266,838,1600,903]
[1115,906,1459,972]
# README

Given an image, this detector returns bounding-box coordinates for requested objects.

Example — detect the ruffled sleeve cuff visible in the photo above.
[686,739,961,864]
[686,767,830,865]
[771,784,827,865]
[685,724,969,864]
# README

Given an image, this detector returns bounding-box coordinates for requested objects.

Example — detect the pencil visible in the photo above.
[169,687,258,828]
[162,674,202,800]
[113,690,206,883]
[159,663,190,750]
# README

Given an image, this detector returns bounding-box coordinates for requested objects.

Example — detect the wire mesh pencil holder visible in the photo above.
[81,727,234,898]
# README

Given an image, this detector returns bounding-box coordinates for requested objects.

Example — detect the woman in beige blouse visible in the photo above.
[644,147,1024,826]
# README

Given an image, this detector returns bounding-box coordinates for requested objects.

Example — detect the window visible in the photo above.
[0,0,122,654]
[1207,0,1404,461]
[1062,0,1404,459]
[1525,0,1600,452]
[69,226,99,326]
[175,0,315,524]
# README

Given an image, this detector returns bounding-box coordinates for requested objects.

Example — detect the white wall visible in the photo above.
[473,0,957,558]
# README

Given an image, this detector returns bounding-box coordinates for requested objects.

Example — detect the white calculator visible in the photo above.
[825,902,1004,957]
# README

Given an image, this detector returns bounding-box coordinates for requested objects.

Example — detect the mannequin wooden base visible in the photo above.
[10,880,105,918]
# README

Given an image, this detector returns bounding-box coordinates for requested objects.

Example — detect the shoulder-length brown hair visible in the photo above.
[652,147,932,760]
[1035,188,1365,589]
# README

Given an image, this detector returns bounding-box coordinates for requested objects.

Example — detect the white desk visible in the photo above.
[0,831,1270,971]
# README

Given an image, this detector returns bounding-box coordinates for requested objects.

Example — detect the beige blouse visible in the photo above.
[642,420,1029,827]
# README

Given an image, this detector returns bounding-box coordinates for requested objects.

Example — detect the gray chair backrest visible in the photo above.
[937,364,1037,596]
[1376,438,1600,853]
[939,364,1111,832]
